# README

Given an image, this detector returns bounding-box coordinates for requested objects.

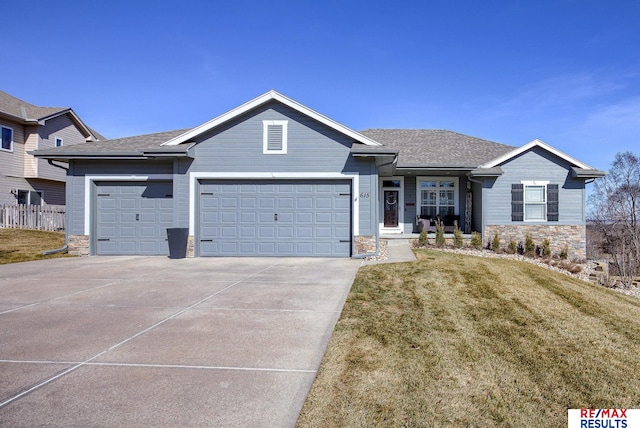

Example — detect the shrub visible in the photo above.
[435,222,445,247]
[418,227,428,247]
[524,234,536,257]
[453,226,464,248]
[491,232,501,252]
[559,246,569,260]
[541,238,552,258]
[471,232,482,250]
[507,239,518,254]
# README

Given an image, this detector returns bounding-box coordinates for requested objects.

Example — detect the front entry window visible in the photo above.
[418,178,458,218]
[381,178,403,230]
[384,190,399,227]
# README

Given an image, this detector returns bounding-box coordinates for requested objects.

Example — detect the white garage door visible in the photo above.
[198,180,351,257]
[95,181,173,255]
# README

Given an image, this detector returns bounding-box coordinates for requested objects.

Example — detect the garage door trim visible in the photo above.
[85,174,173,235]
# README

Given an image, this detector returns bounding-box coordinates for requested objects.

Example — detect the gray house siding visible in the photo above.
[484,147,585,226]
[182,101,377,254]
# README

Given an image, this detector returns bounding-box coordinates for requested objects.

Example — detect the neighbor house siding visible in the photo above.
[484,147,585,226]
[0,119,25,178]
[36,115,88,182]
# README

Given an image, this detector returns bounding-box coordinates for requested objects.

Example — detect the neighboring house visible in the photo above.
[32,90,605,259]
[0,90,103,206]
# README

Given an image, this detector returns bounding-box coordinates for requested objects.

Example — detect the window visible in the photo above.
[1,126,13,151]
[55,137,63,147]
[17,190,43,205]
[417,177,458,218]
[263,120,288,154]
[511,182,558,222]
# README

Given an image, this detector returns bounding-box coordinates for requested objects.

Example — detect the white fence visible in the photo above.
[0,204,66,231]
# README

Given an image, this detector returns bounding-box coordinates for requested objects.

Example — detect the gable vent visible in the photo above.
[263,120,288,154]
[267,124,283,151]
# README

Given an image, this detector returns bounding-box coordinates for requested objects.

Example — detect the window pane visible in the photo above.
[30,191,42,206]
[525,204,545,220]
[440,181,455,188]
[440,190,454,206]
[383,180,401,188]
[421,206,437,218]
[420,181,436,188]
[421,189,436,204]
[525,186,545,203]
[2,127,11,150]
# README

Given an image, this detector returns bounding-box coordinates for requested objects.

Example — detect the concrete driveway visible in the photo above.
[0,256,361,427]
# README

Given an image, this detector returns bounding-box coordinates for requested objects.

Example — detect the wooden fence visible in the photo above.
[0,204,66,231]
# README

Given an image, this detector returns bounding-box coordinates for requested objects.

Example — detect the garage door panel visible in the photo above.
[95,182,173,256]
[258,227,275,238]
[221,212,237,223]
[199,180,351,257]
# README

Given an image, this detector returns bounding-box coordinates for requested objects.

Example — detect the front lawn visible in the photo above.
[0,229,71,264]
[297,249,640,427]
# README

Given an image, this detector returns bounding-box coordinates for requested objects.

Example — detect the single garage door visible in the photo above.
[198,180,351,257]
[95,181,173,255]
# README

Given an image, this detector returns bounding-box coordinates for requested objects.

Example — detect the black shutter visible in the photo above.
[547,184,559,221]
[511,184,524,222]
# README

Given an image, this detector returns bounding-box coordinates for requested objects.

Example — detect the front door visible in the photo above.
[383,190,399,227]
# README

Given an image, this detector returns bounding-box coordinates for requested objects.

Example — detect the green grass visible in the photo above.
[297,249,640,428]
[0,229,72,264]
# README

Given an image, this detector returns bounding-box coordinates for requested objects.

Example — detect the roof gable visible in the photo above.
[0,90,100,141]
[162,90,381,147]
[480,139,593,169]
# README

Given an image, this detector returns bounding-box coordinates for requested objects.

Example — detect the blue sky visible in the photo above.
[3,0,639,172]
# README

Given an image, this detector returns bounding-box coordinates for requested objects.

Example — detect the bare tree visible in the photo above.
[588,151,640,286]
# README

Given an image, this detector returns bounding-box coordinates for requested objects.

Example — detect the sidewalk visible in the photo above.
[361,239,416,265]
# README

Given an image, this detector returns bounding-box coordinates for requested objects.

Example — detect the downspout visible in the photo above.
[42,160,69,255]
[353,156,398,259]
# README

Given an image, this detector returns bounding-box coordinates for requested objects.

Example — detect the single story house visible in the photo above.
[32,90,605,259]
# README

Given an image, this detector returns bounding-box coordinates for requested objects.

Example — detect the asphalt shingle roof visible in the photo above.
[34,129,190,156]
[360,129,516,168]
[0,90,69,121]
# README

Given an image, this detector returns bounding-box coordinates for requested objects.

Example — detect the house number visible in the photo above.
[360,192,370,198]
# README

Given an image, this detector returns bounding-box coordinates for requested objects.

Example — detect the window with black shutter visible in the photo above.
[511,184,524,221]
[547,184,559,221]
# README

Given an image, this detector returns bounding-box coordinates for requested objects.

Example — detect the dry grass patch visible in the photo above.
[297,249,640,427]
[0,229,71,264]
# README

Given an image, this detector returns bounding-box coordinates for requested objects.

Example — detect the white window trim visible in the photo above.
[1,126,14,152]
[262,120,288,154]
[416,176,459,218]
[379,176,404,233]
[55,137,64,147]
[16,189,44,205]
[521,180,549,222]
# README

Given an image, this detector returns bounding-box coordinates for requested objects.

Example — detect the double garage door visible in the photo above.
[199,180,352,257]
[95,182,173,255]
[94,179,352,257]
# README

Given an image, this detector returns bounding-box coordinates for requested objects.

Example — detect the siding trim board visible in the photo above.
[188,172,360,236]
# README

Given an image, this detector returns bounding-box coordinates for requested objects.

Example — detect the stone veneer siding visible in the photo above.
[484,225,586,260]
[354,236,377,255]
[68,235,90,256]
[187,235,195,257]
